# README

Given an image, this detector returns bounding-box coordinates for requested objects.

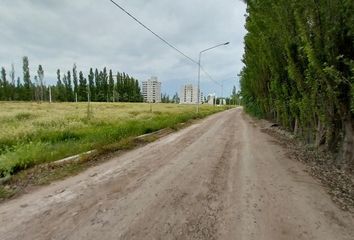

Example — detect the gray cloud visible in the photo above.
[0,0,247,96]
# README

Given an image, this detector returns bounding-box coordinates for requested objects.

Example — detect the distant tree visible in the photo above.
[15,76,23,100]
[88,68,95,101]
[0,67,7,100]
[1,59,142,104]
[78,71,87,101]
[102,67,108,102]
[9,64,15,100]
[134,79,143,102]
[94,68,100,102]
[108,69,114,102]
[10,64,15,86]
[66,71,74,101]
[93,68,108,102]
[95,70,105,101]
[55,69,64,101]
[37,65,44,101]
[22,56,32,101]
[56,69,61,83]
[115,72,121,102]
[72,63,78,101]
[172,92,180,103]
[62,74,69,102]
[231,85,237,104]
[34,75,40,102]
[161,93,171,103]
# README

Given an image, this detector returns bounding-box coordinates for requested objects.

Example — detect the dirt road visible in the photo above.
[0,108,353,240]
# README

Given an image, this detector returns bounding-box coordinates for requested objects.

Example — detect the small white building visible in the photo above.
[142,77,161,103]
[207,93,216,105]
[219,98,226,105]
[180,84,203,104]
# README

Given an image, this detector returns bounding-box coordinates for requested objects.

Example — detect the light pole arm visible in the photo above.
[200,42,230,54]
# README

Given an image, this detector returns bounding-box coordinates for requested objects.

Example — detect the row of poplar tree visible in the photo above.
[240,0,354,169]
[0,57,143,103]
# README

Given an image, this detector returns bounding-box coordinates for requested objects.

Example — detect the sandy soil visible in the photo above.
[0,108,353,240]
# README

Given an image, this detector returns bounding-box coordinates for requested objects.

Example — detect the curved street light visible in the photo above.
[197,42,230,113]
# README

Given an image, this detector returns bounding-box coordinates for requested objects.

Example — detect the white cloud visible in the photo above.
[0,0,247,96]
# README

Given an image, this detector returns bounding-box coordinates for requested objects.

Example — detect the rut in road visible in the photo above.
[0,108,353,240]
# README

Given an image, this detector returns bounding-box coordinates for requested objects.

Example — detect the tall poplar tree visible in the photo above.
[108,69,114,102]
[240,0,354,169]
[0,67,7,100]
[9,64,15,100]
[78,71,87,101]
[73,63,78,100]
[22,56,32,101]
[88,68,95,101]
[94,68,100,102]
[66,71,73,101]
[37,65,44,101]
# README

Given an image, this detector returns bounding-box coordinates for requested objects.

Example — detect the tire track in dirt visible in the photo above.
[176,117,236,240]
[118,113,237,240]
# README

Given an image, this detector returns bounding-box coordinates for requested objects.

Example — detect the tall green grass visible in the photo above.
[0,102,224,177]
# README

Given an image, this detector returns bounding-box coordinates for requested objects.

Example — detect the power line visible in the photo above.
[108,0,198,65]
[200,66,222,87]
[108,0,221,87]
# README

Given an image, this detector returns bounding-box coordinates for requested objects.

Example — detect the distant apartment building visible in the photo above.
[180,84,203,104]
[142,77,161,103]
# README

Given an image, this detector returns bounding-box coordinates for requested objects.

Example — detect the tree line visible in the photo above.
[0,57,143,103]
[240,0,354,169]
[161,92,179,103]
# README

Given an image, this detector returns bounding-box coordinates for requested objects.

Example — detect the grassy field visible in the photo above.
[0,102,225,177]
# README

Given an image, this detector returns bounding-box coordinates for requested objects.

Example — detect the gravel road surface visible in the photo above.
[0,108,353,240]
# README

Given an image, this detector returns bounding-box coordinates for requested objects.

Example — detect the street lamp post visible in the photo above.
[197,42,230,113]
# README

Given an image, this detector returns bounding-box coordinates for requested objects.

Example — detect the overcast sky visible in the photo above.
[0,0,247,97]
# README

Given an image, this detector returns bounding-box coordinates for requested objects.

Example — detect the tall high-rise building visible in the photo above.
[180,84,203,104]
[142,77,161,103]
